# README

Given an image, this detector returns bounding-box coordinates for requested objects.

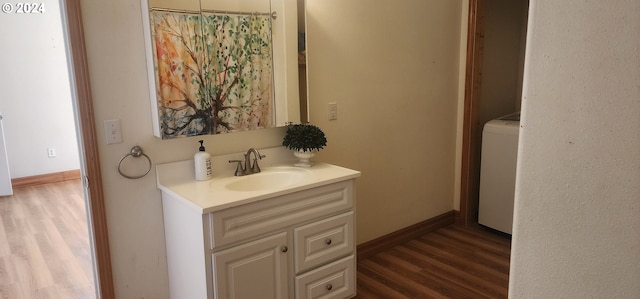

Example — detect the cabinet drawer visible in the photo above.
[294,212,354,274]
[209,181,353,249]
[295,255,355,299]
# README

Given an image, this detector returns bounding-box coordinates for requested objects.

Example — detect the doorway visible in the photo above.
[460,0,529,226]
[0,0,114,297]
[0,1,80,195]
[0,0,93,296]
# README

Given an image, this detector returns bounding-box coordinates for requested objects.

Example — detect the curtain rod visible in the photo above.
[150,7,277,19]
[150,7,199,14]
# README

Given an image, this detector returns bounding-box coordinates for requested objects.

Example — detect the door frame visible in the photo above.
[63,0,115,297]
[0,115,12,196]
[459,0,485,226]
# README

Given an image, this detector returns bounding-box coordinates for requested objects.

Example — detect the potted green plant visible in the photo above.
[282,123,327,167]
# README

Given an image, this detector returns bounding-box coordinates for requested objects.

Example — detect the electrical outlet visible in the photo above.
[47,147,56,158]
[104,119,123,144]
[328,102,338,121]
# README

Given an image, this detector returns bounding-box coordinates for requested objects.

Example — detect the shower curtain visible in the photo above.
[151,11,207,137]
[202,12,274,133]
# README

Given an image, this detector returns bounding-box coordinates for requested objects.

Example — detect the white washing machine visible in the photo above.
[478,112,520,234]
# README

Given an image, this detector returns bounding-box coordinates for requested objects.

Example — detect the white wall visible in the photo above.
[510,0,640,297]
[0,0,79,178]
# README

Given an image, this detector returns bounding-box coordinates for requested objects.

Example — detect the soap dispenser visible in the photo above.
[194,140,212,181]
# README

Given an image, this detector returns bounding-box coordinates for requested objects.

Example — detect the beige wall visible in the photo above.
[305,0,464,244]
[80,0,463,297]
[510,0,640,297]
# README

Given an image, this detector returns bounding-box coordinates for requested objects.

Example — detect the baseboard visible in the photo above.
[357,210,456,261]
[11,170,81,188]
[454,210,463,225]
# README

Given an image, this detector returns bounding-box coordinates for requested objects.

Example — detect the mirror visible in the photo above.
[141,0,303,139]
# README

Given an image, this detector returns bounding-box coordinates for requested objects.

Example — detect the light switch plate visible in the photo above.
[104,119,122,144]
[328,102,338,121]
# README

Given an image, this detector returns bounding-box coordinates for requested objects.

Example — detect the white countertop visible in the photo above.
[156,147,361,214]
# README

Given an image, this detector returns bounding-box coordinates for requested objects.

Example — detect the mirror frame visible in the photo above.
[140,0,301,138]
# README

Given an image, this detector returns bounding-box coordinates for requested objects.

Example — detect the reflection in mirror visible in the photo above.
[297,0,307,123]
[141,0,301,139]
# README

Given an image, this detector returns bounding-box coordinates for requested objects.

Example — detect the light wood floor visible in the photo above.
[0,180,95,298]
[355,224,512,299]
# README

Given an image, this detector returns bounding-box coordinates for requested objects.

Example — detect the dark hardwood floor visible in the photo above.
[355,224,511,299]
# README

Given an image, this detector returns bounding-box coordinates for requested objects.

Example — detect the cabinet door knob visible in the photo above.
[326,284,333,291]
[281,246,288,253]
[325,239,332,245]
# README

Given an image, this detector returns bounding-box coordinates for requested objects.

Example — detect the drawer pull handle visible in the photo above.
[281,246,288,253]
[326,284,333,291]
[325,239,332,245]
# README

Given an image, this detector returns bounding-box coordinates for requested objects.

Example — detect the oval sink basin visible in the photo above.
[224,167,310,191]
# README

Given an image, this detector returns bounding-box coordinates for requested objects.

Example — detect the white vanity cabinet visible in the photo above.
[160,175,358,299]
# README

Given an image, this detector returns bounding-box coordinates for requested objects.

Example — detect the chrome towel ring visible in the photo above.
[118,145,152,179]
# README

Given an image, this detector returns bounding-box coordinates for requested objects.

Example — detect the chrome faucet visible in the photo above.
[228,148,266,176]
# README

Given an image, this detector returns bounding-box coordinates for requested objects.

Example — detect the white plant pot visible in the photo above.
[293,150,316,167]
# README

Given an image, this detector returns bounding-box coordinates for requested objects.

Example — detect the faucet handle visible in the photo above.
[228,160,244,176]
